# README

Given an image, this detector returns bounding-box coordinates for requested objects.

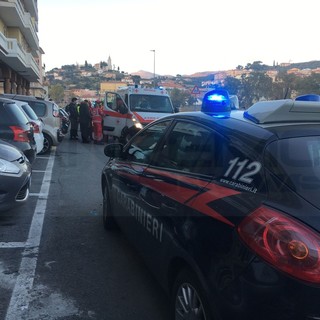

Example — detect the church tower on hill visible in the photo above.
[107,55,112,71]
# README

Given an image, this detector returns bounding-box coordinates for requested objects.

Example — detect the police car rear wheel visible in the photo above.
[102,185,117,230]
[172,269,214,320]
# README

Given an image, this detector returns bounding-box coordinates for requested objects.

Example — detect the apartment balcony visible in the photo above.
[22,0,37,20]
[0,32,40,81]
[0,0,39,49]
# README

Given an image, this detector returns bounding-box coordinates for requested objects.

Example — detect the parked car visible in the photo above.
[101,91,320,320]
[0,97,37,164]
[0,94,63,154]
[59,108,70,135]
[11,99,44,155]
[0,139,32,212]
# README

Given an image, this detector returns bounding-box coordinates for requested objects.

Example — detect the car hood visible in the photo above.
[0,140,25,161]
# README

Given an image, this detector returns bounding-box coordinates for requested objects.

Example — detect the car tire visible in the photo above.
[102,184,118,230]
[38,133,52,155]
[172,268,216,320]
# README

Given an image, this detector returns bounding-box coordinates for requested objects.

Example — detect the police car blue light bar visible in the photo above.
[201,89,231,113]
[295,94,320,102]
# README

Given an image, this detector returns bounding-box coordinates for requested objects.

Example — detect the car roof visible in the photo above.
[0,94,54,105]
[163,97,320,142]
[1,93,44,101]
[244,99,320,124]
[0,97,19,103]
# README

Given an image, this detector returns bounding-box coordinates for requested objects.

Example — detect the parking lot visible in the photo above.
[0,139,170,320]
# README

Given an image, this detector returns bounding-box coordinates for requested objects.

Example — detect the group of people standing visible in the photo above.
[65,98,105,144]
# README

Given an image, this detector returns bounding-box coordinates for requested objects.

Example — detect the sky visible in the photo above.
[38,0,320,76]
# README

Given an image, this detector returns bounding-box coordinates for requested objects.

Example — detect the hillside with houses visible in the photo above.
[45,60,320,109]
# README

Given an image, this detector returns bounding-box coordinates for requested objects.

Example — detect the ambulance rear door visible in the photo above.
[103,92,130,138]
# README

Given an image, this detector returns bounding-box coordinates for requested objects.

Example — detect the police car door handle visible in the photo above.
[139,188,161,209]
[126,183,139,191]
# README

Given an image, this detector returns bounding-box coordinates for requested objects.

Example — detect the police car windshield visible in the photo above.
[130,94,173,113]
[266,136,320,208]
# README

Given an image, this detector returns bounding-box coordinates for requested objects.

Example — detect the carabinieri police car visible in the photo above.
[101,90,320,320]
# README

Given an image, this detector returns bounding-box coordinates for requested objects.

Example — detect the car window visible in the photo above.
[28,101,47,117]
[130,94,173,113]
[125,120,171,164]
[265,136,320,206]
[0,102,29,125]
[154,121,216,174]
[21,104,39,121]
[0,103,12,124]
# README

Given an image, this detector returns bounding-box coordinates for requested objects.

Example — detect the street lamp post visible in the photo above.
[150,49,155,88]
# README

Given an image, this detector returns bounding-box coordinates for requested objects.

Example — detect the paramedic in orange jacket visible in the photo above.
[91,100,104,144]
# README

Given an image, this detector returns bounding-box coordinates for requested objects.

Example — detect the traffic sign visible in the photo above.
[191,85,200,95]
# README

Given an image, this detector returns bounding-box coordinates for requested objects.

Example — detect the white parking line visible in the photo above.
[29,193,48,198]
[0,242,25,248]
[5,150,56,320]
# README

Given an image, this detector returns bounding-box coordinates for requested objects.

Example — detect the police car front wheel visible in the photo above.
[172,269,215,320]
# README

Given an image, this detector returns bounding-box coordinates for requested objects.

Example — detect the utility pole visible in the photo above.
[150,49,155,88]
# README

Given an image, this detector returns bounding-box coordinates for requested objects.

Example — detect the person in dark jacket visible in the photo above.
[79,100,92,143]
[66,97,79,140]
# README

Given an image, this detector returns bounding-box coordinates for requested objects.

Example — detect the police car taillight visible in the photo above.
[201,89,231,113]
[238,206,320,284]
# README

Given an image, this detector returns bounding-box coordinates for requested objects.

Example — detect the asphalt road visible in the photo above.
[0,137,170,320]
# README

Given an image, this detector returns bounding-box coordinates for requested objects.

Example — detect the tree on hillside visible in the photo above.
[223,76,241,95]
[272,71,297,99]
[100,61,108,68]
[295,73,320,96]
[48,84,64,105]
[239,72,273,108]
[131,75,141,85]
[170,88,189,109]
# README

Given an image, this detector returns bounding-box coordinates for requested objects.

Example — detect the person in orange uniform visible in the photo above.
[91,100,105,144]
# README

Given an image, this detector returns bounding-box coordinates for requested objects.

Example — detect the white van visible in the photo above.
[103,86,175,143]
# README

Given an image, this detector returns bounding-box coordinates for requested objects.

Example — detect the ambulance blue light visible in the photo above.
[202,89,231,113]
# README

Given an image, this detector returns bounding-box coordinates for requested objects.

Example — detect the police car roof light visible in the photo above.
[244,98,320,124]
[295,94,320,102]
[201,89,231,113]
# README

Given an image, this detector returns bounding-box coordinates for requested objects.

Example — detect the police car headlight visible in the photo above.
[0,159,20,174]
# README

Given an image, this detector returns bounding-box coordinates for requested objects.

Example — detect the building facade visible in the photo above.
[0,0,46,96]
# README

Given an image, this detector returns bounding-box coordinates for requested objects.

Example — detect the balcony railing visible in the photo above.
[3,37,40,80]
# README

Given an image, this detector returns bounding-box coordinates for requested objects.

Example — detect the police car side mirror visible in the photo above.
[104,143,123,158]
[174,107,180,113]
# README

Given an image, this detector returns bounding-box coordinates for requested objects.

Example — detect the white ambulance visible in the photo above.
[103,86,176,143]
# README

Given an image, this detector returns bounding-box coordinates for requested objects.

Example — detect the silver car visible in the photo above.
[0,94,63,154]
[0,139,32,212]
